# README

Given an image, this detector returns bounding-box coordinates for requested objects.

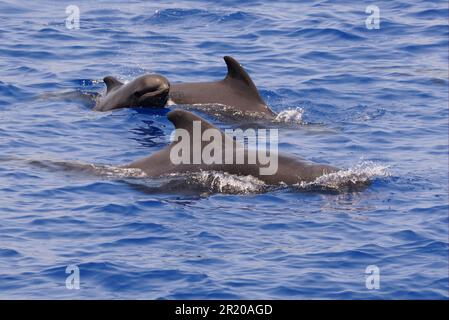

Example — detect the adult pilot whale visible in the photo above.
[126,110,338,185]
[94,74,170,111]
[168,56,277,120]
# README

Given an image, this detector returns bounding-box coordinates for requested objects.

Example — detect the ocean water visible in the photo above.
[0,0,447,299]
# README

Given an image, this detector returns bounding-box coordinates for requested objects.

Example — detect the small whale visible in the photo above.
[126,110,338,185]
[94,74,170,111]
[169,56,277,119]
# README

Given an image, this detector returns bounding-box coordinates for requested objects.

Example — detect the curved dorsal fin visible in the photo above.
[167,109,216,134]
[103,76,123,93]
[167,110,237,149]
[223,56,265,104]
[223,56,254,86]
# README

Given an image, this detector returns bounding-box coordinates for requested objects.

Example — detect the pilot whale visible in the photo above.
[94,57,276,119]
[168,56,277,119]
[126,110,338,185]
[94,74,170,111]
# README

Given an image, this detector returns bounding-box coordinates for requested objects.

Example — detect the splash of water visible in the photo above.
[274,107,304,123]
[297,161,390,191]
[191,171,267,194]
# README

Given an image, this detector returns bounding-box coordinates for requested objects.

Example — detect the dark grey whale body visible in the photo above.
[94,56,276,119]
[169,56,276,119]
[126,110,338,185]
[94,74,170,111]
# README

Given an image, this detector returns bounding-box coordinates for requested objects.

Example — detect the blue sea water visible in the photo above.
[0,0,448,299]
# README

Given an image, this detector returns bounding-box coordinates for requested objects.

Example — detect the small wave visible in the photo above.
[274,107,304,124]
[0,80,28,99]
[145,8,213,26]
[290,27,365,41]
[140,8,258,28]
[297,161,390,191]
[410,8,448,19]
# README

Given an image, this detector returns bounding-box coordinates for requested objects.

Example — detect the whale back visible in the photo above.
[127,110,339,184]
[169,56,276,118]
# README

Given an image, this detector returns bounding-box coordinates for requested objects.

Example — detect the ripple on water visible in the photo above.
[0,0,447,299]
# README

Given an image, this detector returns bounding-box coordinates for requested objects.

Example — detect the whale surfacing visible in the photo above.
[169,56,277,119]
[126,110,338,185]
[93,56,277,120]
[94,74,170,112]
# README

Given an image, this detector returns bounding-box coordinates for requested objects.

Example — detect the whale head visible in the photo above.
[94,74,170,111]
[130,74,170,108]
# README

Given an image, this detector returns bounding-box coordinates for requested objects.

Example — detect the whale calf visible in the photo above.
[126,110,338,185]
[94,74,170,111]
[169,56,277,119]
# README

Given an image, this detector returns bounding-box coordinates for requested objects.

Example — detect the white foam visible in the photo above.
[192,171,267,194]
[274,107,304,123]
[297,161,390,190]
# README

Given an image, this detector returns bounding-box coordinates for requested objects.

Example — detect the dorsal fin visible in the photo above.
[167,109,216,134]
[103,76,123,93]
[223,56,265,104]
[167,110,238,148]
